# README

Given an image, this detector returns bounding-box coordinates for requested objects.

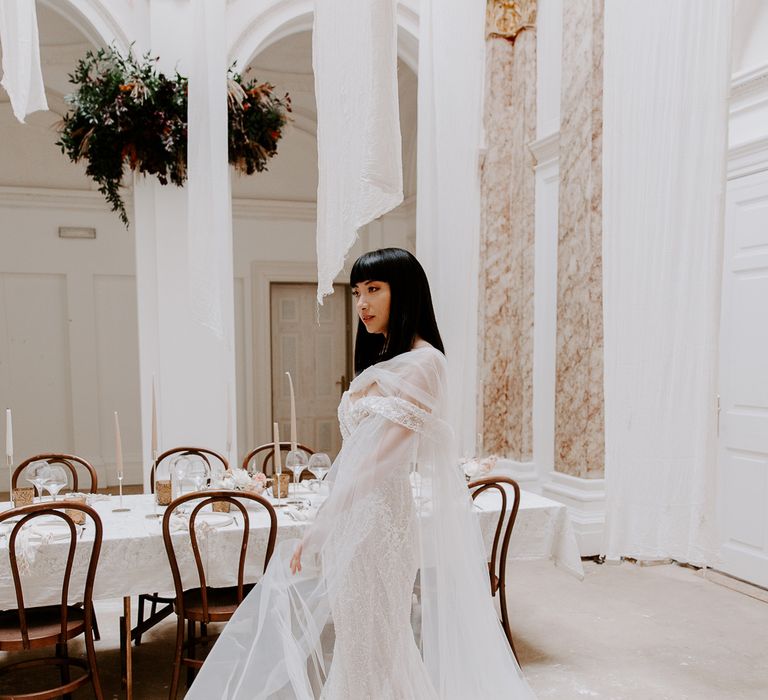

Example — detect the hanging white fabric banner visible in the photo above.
[602,0,732,565]
[0,0,49,122]
[187,0,231,338]
[313,0,403,304]
[415,0,485,453]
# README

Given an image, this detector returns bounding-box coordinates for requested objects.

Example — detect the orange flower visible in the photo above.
[119,83,133,92]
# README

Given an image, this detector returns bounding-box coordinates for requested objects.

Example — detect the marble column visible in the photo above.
[554,0,604,478]
[478,1,537,461]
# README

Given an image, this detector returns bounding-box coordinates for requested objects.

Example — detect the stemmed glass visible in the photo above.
[25,461,51,503]
[187,456,211,493]
[40,464,68,502]
[285,449,309,502]
[171,456,191,500]
[307,453,332,489]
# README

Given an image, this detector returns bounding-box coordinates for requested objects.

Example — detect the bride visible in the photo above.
[186,248,535,699]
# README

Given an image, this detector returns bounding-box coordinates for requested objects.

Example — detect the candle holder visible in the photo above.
[112,473,130,512]
[12,487,34,508]
[271,473,290,504]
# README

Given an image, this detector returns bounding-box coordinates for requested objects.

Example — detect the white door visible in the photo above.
[270,283,351,458]
[717,169,768,588]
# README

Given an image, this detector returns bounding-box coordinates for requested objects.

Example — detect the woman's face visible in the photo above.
[352,280,391,337]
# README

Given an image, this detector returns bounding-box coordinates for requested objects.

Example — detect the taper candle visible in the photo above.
[114,411,124,478]
[4,408,12,461]
[273,422,282,473]
[226,383,233,458]
[151,377,158,458]
[285,371,297,451]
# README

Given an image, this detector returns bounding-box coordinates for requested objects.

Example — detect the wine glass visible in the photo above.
[40,464,68,502]
[25,461,51,503]
[307,453,332,487]
[171,455,191,500]
[187,456,211,493]
[285,449,309,500]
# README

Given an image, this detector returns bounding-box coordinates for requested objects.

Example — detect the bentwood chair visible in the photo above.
[242,442,315,480]
[13,453,99,495]
[135,446,229,646]
[0,501,104,699]
[149,447,229,494]
[162,490,277,698]
[467,475,521,662]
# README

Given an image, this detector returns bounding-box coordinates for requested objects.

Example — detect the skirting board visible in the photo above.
[541,471,605,557]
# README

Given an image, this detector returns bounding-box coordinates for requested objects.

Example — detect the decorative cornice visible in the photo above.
[528,131,560,166]
[730,63,768,101]
[486,0,537,42]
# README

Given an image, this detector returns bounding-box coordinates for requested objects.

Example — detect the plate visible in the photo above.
[194,511,235,529]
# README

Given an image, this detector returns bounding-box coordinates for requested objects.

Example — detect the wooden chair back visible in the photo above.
[467,475,521,660]
[241,442,315,477]
[13,454,99,494]
[161,490,277,623]
[150,447,229,493]
[0,501,103,650]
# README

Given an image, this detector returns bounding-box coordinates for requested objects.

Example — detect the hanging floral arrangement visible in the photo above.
[56,46,291,226]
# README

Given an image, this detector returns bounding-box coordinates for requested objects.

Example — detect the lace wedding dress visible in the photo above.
[186,346,535,699]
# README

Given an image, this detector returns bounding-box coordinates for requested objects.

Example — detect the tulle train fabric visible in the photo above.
[186,347,535,699]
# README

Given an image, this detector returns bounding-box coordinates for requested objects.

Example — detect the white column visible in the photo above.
[134,1,236,489]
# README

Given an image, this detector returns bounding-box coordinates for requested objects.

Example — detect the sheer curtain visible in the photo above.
[313,0,403,304]
[602,0,732,565]
[0,0,48,122]
[415,0,485,452]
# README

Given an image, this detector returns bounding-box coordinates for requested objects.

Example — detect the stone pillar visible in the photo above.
[134,1,237,488]
[554,0,604,478]
[478,0,537,462]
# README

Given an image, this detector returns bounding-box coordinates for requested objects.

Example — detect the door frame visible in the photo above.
[251,261,353,448]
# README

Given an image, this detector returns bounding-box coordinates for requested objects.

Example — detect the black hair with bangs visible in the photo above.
[350,248,445,375]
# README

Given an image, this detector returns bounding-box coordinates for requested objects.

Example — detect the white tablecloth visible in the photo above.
[0,486,583,608]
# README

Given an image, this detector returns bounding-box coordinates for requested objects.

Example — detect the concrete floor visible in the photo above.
[1,559,767,699]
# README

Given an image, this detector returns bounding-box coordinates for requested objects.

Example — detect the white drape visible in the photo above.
[313,0,403,304]
[416,0,485,453]
[602,0,732,565]
[0,0,48,122]
[187,0,231,338]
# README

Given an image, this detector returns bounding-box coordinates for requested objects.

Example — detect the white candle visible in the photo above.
[151,377,158,458]
[114,411,124,479]
[273,422,282,474]
[5,408,12,494]
[285,371,297,451]
[226,383,233,457]
[4,408,12,460]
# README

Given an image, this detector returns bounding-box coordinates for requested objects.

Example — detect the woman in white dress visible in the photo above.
[186,248,535,699]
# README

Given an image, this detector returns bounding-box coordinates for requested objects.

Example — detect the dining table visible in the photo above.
[0,482,583,698]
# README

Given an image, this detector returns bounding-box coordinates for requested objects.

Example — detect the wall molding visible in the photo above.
[0,186,321,222]
[731,63,768,101]
[529,130,560,167]
[541,470,605,556]
[727,135,768,180]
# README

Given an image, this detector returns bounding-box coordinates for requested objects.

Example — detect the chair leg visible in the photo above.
[91,603,101,642]
[84,616,105,700]
[186,619,196,687]
[498,585,519,663]
[136,594,145,645]
[168,615,185,700]
[56,642,72,700]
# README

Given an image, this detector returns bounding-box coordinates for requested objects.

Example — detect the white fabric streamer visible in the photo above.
[415,0,485,453]
[187,0,231,338]
[602,0,732,565]
[313,0,403,304]
[0,0,49,122]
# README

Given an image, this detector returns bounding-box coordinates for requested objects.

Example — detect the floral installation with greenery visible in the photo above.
[56,46,291,225]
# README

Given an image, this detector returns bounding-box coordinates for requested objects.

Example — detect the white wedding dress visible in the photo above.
[186,346,535,699]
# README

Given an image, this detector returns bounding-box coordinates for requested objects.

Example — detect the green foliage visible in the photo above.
[56,46,290,226]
